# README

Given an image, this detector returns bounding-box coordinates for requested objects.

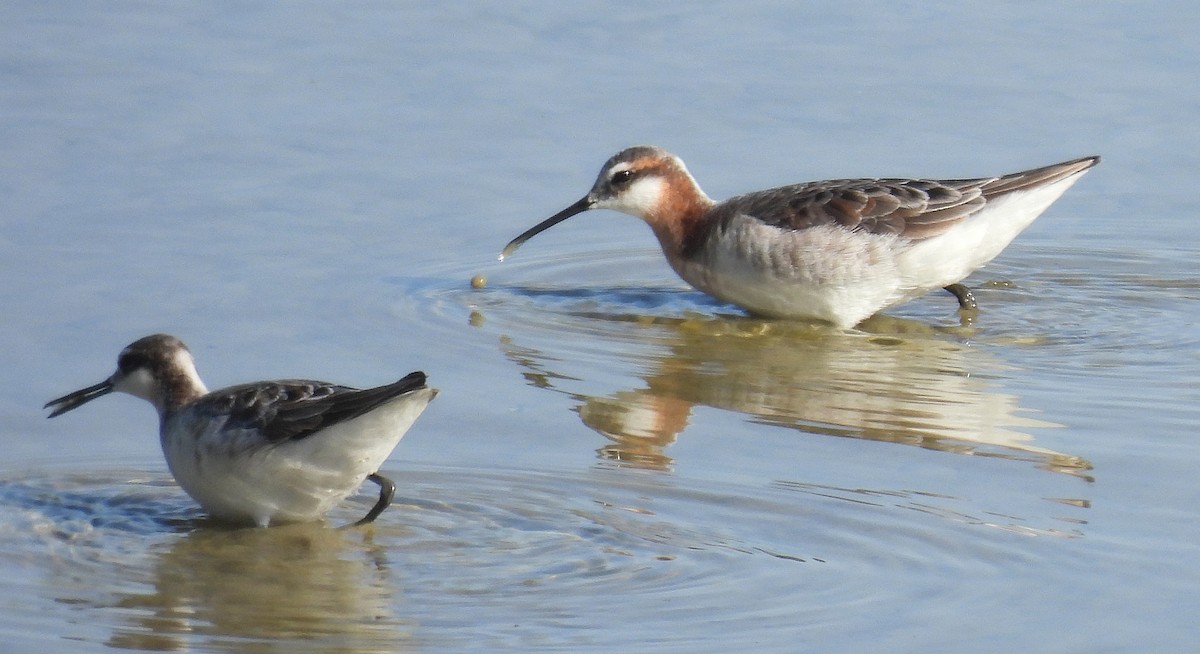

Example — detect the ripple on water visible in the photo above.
[362,241,1103,650]
[390,247,730,341]
[967,246,1200,356]
[417,248,1095,481]
[416,241,1200,357]
[0,464,1083,651]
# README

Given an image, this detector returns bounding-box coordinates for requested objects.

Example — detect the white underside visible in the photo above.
[675,173,1089,328]
[160,387,436,526]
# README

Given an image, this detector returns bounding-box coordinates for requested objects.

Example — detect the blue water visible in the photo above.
[2,2,1198,652]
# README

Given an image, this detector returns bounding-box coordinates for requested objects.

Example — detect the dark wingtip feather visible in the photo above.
[983,155,1100,197]
[392,370,427,392]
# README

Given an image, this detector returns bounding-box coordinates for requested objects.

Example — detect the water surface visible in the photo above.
[2,2,1198,652]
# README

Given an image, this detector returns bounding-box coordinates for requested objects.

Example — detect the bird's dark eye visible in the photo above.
[610,169,635,187]
[117,351,150,375]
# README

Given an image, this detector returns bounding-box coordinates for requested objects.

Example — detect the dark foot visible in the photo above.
[943,284,977,311]
[352,472,396,526]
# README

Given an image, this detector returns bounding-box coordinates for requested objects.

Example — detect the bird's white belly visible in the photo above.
[677,223,908,328]
[161,387,435,526]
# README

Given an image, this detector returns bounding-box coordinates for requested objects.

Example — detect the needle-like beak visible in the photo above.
[45,378,114,418]
[499,195,595,261]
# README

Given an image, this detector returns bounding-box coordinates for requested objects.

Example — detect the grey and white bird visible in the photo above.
[502,146,1099,328]
[45,334,436,527]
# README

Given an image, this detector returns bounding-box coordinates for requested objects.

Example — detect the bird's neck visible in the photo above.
[157,369,208,418]
[644,178,715,260]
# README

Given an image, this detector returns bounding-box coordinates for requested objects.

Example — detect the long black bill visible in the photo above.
[45,379,114,418]
[499,195,594,260]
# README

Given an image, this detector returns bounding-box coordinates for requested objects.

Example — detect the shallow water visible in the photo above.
[3,3,1199,652]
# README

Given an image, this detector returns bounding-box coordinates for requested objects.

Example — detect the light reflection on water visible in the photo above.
[0,463,1082,652]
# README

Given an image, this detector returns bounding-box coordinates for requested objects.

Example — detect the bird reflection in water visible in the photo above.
[496,311,1092,480]
[104,523,410,652]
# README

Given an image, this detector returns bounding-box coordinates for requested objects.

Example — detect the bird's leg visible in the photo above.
[943,284,977,311]
[352,472,396,526]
